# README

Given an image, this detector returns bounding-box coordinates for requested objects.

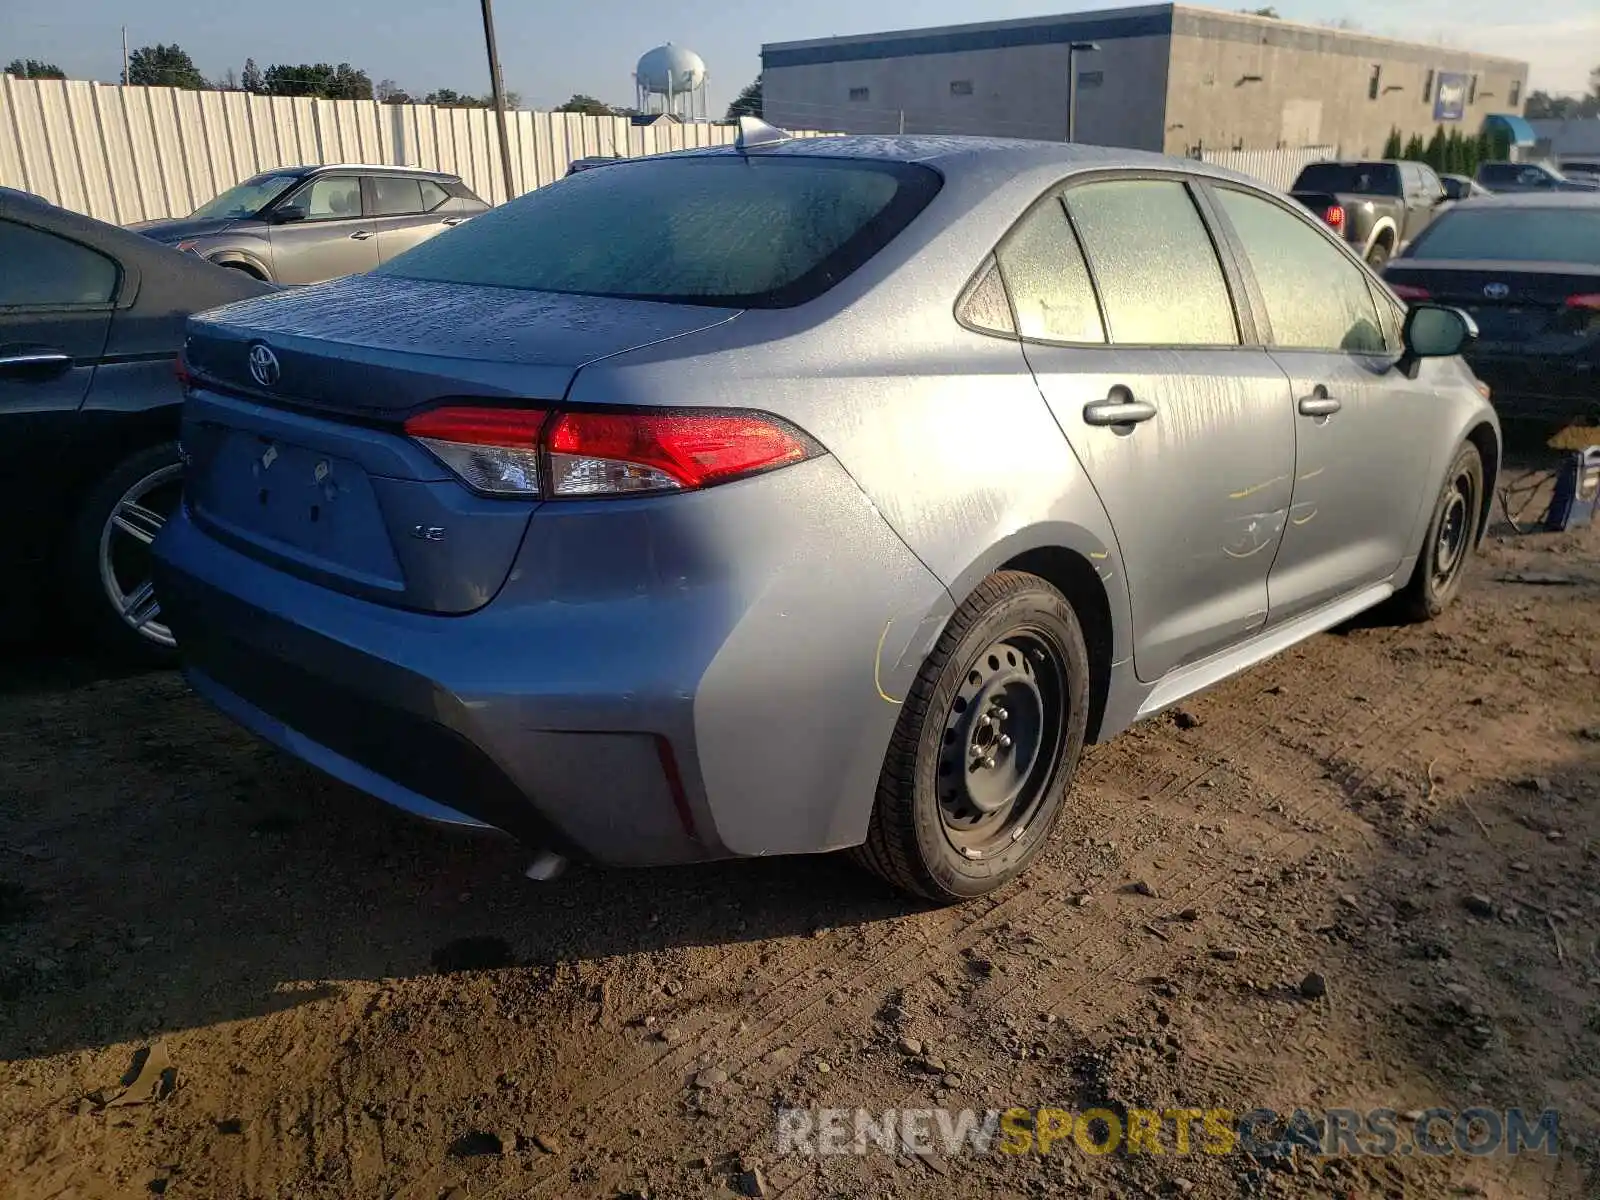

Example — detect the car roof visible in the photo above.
[284,163,462,181]
[619,133,1266,189]
[1453,192,1600,209]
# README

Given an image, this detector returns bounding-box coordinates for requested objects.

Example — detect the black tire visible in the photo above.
[66,441,183,666]
[1366,239,1393,269]
[1397,442,1483,623]
[853,571,1091,903]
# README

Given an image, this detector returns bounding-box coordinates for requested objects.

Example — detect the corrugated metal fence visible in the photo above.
[1198,145,1338,192]
[0,76,831,224]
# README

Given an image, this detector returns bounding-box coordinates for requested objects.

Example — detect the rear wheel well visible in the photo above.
[1000,546,1113,742]
[1372,226,1396,249]
[214,258,267,280]
[1465,420,1500,541]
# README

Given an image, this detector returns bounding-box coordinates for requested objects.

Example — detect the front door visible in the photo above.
[1207,185,1438,625]
[0,217,118,568]
[998,176,1298,682]
[267,175,380,284]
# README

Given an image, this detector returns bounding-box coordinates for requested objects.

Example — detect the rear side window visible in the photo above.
[1478,164,1520,185]
[1407,207,1600,265]
[0,220,117,306]
[418,179,450,211]
[1213,188,1385,354]
[370,176,424,216]
[993,193,1104,343]
[378,156,942,308]
[1065,179,1239,346]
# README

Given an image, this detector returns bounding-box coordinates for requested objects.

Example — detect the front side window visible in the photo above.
[1213,188,1385,354]
[1064,179,1238,346]
[378,156,941,308]
[0,220,117,307]
[278,176,362,222]
[993,192,1104,344]
[370,176,424,216]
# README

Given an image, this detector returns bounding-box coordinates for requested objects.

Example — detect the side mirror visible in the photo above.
[1398,304,1477,378]
[267,206,306,225]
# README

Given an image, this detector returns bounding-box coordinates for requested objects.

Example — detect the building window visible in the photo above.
[949,79,973,96]
[1078,70,1105,88]
[1509,79,1521,107]
[848,86,869,102]
[1423,69,1434,103]
[1469,74,1478,104]
[1368,64,1382,100]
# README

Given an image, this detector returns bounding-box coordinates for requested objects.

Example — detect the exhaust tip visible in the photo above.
[524,851,568,882]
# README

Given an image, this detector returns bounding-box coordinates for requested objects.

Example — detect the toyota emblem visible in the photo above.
[248,342,281,388]
[1483,283,1510,300]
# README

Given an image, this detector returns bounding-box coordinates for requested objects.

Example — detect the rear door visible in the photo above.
[1207,184,1436,623]
[0,217,119,562]
[367,176,465,264]
[1003,174,1297,682]
[267,175,378,283]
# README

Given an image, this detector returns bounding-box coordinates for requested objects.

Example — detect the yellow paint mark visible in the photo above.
[1089,551,1109,561]
[1291,510,1318,527]
[1227,475,1288,500]
[874,619,903,706]
[1297,467,1326,482]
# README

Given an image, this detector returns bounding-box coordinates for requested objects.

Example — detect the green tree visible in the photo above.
[1424,126,1447,172]
[1402,133,1426,161]
[4,58,66,79]
[555,93,619,116]
[726,76,762,120]
[1242,6,1280,15]
[262,62,373,100]
[240,58,264,93]
[1381,127,1402,159]
[126,43,206,89]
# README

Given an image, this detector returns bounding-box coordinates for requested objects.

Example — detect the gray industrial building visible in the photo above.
[762,4,1529,157]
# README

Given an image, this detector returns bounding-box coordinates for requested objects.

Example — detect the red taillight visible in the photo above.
[546,409,814,496]
[404,406,549,497]
[1566,293,1600,311]
[403,405,817,499]
[1389,283,1431,302]
[174,354,191,386]
[1324,205,1345,231]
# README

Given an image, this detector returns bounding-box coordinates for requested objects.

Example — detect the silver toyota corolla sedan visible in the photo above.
[152,127,1499,903]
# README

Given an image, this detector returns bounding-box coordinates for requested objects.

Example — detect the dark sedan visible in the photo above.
[1384,194,1600,424]
[1,187,269,659]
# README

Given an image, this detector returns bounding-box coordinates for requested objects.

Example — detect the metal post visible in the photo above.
[479,0,517,203]
[898,110,905,135]
[1067,48,1078,143]
[121,26,128,86]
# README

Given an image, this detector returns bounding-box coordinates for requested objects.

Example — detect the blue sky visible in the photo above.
[2,0,1592,112]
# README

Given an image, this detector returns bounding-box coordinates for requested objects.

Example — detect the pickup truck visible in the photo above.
[1288,159,1447,267]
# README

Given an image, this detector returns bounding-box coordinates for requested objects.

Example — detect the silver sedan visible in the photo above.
[153,127,1498,901]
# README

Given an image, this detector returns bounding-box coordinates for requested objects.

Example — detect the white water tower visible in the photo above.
[635,43,708,120]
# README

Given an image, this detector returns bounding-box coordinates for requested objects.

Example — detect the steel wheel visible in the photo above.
[97,461,182,648]
[1431,469,1473,592]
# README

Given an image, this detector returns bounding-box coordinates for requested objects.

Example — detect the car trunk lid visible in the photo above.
[1384,259,1600,347]
[179,275,740,613]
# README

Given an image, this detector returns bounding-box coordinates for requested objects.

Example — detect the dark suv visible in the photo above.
[130,165,490,284]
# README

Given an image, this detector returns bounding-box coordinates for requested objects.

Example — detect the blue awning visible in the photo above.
[1483,114,1537,146]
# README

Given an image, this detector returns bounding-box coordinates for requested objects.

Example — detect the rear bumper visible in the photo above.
[153,455,954,866]
[1467,354,1598,422]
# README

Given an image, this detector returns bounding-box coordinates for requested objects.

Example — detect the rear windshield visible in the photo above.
[1293,163,1401,196]
[1406,207,1600,264]
[378,155,942,308]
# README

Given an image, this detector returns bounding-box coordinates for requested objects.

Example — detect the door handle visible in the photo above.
[349,230,373,241]
[1298,386,1341,418]
[0,348,72,379]
[1083,391,1157,427]
[441,217,465,226]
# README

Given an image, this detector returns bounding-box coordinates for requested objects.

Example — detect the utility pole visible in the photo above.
[1066,41,1100,143]
[898,109,905,135]
[479,0,517,203]
[121,26,128,86]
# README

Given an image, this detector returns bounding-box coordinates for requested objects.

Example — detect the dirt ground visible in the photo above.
[3,458,1599,1200]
